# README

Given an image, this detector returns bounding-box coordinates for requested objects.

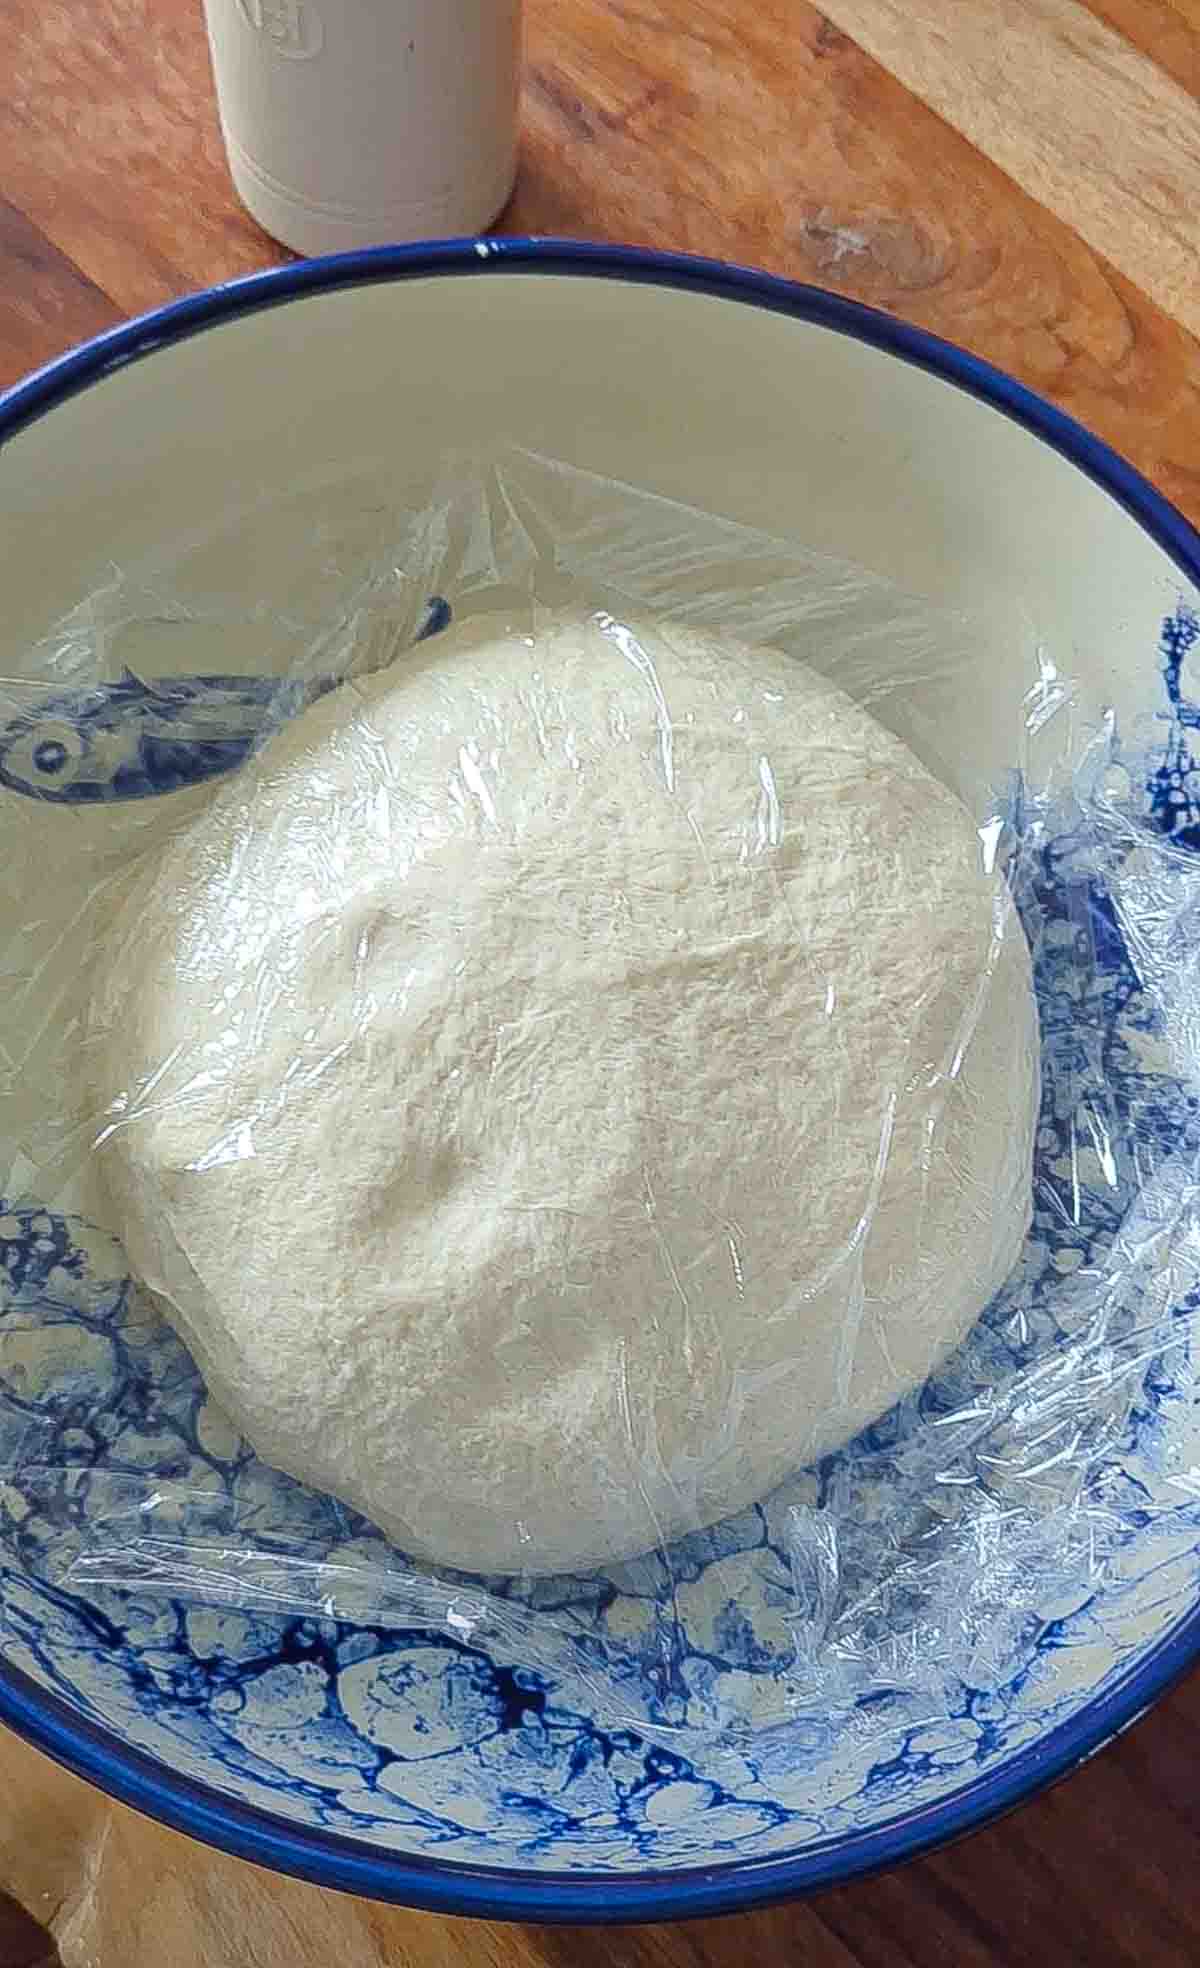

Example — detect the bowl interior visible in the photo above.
[1,255,1199,1918]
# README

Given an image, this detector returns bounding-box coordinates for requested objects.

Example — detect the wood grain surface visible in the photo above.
[1,2,1199,1963]
[818,0,1200,335]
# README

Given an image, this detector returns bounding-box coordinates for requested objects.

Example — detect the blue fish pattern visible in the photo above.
[0,595,452,805]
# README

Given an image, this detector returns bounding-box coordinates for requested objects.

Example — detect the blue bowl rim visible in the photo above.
[1,236,1199,1924]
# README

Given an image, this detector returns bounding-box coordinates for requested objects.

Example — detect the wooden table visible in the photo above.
[1,1,1199,1963]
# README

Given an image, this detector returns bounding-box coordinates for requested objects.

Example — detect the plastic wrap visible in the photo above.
[3,448,1199,1757]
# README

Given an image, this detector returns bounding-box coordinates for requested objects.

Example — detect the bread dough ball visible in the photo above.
[89,614,1038,1576]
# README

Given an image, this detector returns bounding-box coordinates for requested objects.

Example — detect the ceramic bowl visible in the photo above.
[2,243,1200,1923]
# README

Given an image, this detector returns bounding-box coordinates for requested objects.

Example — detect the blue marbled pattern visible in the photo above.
[1,609,1200,1873]
[1148,600,1200,848]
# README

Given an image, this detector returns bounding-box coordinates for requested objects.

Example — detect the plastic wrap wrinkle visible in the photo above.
[0,446,1197,1756]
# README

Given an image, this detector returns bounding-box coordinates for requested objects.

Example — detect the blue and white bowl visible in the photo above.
[2,243,1200,1923]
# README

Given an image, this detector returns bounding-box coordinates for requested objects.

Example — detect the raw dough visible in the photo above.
[89,613,1038,1576]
